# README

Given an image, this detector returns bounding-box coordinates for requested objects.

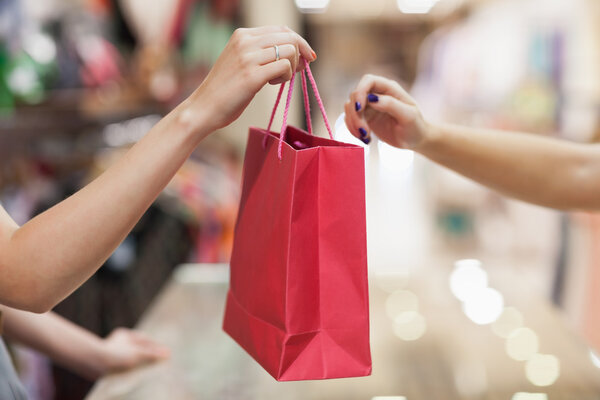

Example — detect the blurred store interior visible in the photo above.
[2,0,600,399]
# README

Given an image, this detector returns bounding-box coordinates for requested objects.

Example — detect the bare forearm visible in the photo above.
[420,122,600,210]
[1,103,208,311]
[346,74,600,211]
[0,27,316,312]
[2,308,107,380]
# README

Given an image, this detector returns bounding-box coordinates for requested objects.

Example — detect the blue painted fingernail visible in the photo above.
[359,127,368,138]
[355,102,361,111]
[360,136,371,145]
[367,93,379,103]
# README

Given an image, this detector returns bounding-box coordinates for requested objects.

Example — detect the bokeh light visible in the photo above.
[492,307,524,338]
[385,290,419,320]
[295,0,330,13]
[24,32,57,65]
[505,327,539,361]
[525,354,560,387]
[371,397,407,400]
[511,394,548,400]
[8,66,38,96]
[392,311,427,341]
[396,0,440,14]
[589,350,600,369]
[449,259,488,302]
[462,287,504,325]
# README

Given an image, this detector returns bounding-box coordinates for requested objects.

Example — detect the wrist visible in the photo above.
[170,92,215,146]
[413,120,442,155]
[74,335,109,380]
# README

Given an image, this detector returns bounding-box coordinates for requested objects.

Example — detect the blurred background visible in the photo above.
[2,0,600,399]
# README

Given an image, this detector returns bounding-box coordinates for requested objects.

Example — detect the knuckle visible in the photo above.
[406,107,418,122]
[284,32,295,43]
[232,29,249,48]
[235,27,249,35]
[239,34,250,48]
[239,51,252,66]
[283,44,296,58]
[231,38,242,51]
[361,74,375,88]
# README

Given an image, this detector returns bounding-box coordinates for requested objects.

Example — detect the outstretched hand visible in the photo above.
[98,328,170,377]
[344,74,430,150]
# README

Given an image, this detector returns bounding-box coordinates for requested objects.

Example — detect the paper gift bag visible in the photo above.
[223,60,371,381]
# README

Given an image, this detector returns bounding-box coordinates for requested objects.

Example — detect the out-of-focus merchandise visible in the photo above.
[0,0,57,110]
[412,0,571,134]
[411,0,583,261]
[411,0,600,357]
[0,0,239,115]
[0,1,243,399]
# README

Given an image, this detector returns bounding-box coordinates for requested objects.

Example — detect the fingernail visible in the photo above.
[359,127,368,138]
[360,136,371,145]
[367,93,379,103]
[311,50,317,60]
[355,102,362,112]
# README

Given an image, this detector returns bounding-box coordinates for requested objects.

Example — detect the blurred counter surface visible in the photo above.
[86,262,600,400]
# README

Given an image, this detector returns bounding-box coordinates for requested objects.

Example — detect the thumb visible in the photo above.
[366,94,417,124]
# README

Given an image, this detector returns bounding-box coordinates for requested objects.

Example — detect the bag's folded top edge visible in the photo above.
[251,125,364,151]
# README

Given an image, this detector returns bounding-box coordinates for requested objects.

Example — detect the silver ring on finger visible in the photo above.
[273,45,280,61]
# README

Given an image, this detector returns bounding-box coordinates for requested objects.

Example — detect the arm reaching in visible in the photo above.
[345,74,600,211]
[1,307,169,380]
[0,26,316,312]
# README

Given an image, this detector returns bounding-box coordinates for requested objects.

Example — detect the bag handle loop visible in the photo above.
[265,58,334,160]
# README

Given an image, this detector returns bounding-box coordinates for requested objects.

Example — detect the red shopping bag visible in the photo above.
[223,60,371,381]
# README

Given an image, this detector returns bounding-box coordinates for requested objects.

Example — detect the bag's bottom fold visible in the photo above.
[223,290,372,381]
